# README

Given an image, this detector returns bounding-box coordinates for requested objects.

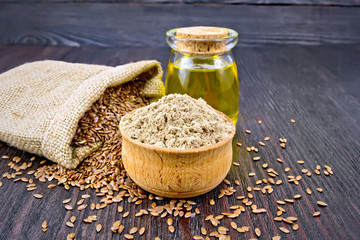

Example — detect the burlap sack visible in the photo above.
[0,60,164,169]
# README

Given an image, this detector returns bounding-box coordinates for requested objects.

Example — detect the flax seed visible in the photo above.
[139,227,145,235]
[66,222,74,228]
[42,221,48,228]
[317,201,328,207]
[65,205,73,211]
[129,227,138,234]
[255,228,261,237]
[124,234,134,239]
[279,227,290,234]
[313,211,321,217]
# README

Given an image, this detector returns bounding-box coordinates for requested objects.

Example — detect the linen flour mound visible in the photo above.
[120,94,234,149]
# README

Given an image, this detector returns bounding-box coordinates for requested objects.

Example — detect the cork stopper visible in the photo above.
[175,26,230,55]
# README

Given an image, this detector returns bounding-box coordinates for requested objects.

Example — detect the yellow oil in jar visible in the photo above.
[165,58,239,124]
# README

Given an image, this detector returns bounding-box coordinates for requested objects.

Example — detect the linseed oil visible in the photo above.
[165,55,239,123]
[165,26,239,124]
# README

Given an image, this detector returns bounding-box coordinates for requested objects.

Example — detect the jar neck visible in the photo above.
[169,49,235,70]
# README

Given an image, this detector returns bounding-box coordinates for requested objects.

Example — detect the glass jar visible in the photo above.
[165,26,239,124]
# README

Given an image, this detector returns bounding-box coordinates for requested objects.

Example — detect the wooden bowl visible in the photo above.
[119,110,236,198]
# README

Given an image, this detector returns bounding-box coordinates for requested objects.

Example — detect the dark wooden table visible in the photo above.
[0,43,359,240]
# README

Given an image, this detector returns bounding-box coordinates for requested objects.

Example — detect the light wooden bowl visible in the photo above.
[119,110,236,198]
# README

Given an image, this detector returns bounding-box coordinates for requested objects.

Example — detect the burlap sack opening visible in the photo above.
[0,60,164,169]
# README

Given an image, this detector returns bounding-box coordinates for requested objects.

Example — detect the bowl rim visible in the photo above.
[119,107,236,154]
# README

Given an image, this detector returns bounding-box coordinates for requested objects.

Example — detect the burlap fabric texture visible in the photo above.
[0,60,164,169]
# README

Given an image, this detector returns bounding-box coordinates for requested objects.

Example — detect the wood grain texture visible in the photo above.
[2,0,360,6]
[1,4,360,47]
[0,44,359,239]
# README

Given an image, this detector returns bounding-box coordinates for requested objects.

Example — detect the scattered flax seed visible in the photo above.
[77,199,84,205]
[258,120,262,124]
[223,179,230,185]
[42,221,48,228]
[65,205,73,211]
[233,162,240,166]
[66,233,75,240]
[236,142,242,147]
[284,199,294,203]
[118,206,123,212]
[276,200,286,205]
[253,156,260,161]
[210,199,215,205]
[276,158,283,163]
[33,194,43,199]
[294,194,301,199]
[82,194,90,199]
[195,208,200,214]
[167,218,173,225]
[129,227,138,234]
[317,188,323,193]
[293,224,299,231]
[317,201,328,207]
[234,180,240,186]
[272,236,281,240]
[290,119,296,123]
[230,222,237,229]
[119,225,124,234]
[306,189,312,195]
[63,198,71,204]
[297,160,305,164]
[139,227,145,235]
[284,167,290,172]
[96,224,102,233]
[2,155,9,159]
[78,204,87,211]
[185,212,192,218]
[249,172,255,177]
[245,130,251,134]
[193,236,203,240]
[313,211,321,217]
[169,225,175,233]
[0,181,2,187]
[70,216,76,223]
[42,228,47,233]
[264,137,270,141]
[90,203,95,210]
[124,234,134,239]
[255,228,261,237]
[280,143,286,149]
[279,227,290,234]
[66,222,74,228]
[155,238,161,240]
[47,184,56,189]
[259,141,266,146]
[123,211,129,218]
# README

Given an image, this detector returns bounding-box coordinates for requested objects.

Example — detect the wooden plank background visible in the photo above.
[2,0,360,6]
[0,44,359,239]
[0,4,360,47]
